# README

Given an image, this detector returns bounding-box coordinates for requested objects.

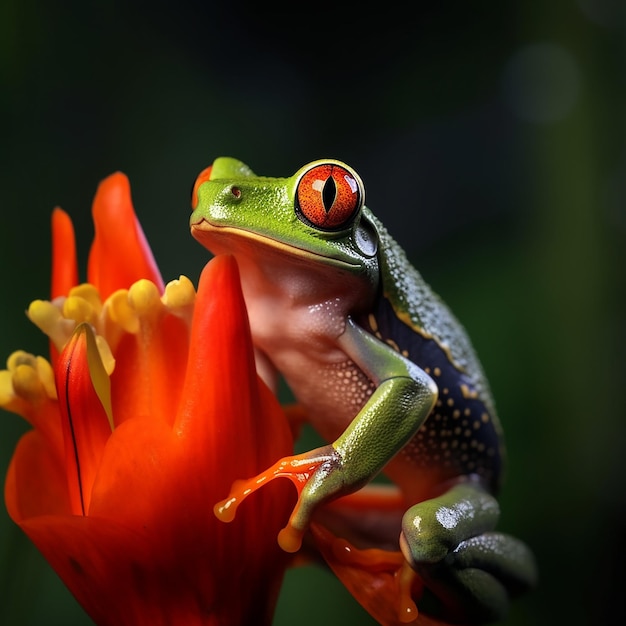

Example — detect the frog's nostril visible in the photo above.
[231,186,241,198]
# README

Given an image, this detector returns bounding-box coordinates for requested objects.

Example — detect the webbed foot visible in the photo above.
[214,444,340,552]
[400,480,537,624]
[311,522,422,625]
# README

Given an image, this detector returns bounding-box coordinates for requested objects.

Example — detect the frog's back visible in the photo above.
[359,209,505,493]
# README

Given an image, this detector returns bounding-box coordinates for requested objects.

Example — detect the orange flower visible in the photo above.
[1,174,294,626]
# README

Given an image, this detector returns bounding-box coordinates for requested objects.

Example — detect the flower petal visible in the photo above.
[19,501,285,626]
[86,409,290,624]
[174,255,295,618]
[191,164,213,209]
[17,514,173,626]
[5,430,71,520]
[51,208,78,299]
[175,255,293,475]
[56,323,113,515]
[87,172,164,298]
[49,208,79,364]
[108,282,190,427]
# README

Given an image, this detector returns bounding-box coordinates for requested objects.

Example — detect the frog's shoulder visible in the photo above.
[365,208,493,399]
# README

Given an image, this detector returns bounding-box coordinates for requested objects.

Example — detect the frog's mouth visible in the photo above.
[190,218,361,270]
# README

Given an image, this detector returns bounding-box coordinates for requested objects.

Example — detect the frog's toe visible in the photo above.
[310,522,422,625]
[214,444,339,552]
[400,481,537,624]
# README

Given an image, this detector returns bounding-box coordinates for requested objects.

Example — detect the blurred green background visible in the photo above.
[1,1,624,624]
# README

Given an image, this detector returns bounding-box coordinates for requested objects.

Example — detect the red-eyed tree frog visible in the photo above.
[190,158,537,624]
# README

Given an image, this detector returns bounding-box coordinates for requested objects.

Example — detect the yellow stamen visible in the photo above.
[162,276,196,322]
[0,370,15,406]
[163,275,196,308]
[63,295,97,325]
[7,350,36,371]
[2,351,58,402]
[128,279,162,316]
[27,300,76,352]
[68,284,102,311]
[35,356,57,399]
[12,363,45,400]
[105,289,140,334]
[20,277,184,392]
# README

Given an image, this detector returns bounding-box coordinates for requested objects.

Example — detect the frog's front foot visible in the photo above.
[214,444,342,552]
[400,480,537,624]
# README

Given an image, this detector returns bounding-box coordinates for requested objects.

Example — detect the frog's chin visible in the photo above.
[190,219,361,270]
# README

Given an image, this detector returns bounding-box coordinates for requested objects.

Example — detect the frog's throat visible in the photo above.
[191,220,361,270]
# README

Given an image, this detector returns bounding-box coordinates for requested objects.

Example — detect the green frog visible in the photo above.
[190,158,536,623]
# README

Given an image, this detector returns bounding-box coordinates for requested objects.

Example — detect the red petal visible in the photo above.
[5,430,71,521]
[87,173,163,298]
[51,208,78,299]
[191,164,213,209]
[110,312,189,427]
[50,208,79,365]
[87,416,181,529]
[18,514,181,626]
[88,410,290,625]
[56,323,113,515]
[175,254,293,475]
[172,255,295,614]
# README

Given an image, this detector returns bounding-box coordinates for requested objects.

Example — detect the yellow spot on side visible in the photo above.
[386,338,401,353]
[392,307,466,373]
[460,384,478,399]
[368,313,379,333]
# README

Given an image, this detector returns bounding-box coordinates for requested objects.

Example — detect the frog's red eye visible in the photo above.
[191,165,213,209]
[295,162,363,231]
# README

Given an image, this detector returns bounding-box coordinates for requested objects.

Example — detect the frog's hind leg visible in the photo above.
[400,480,537,624]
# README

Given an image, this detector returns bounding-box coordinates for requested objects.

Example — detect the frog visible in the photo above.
[189,157,537,624]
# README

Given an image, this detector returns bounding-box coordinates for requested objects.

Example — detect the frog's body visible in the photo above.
[190,158,536,624]
[356,211,503,500]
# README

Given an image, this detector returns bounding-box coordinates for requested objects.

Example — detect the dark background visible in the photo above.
[1,1,624,624]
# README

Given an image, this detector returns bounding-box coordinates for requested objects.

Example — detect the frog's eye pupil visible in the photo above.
[231,186,241,198]
[296,162,363,231]
[322,176,337,213]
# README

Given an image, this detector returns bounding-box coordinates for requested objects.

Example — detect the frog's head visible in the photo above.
[190,158,379,274]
